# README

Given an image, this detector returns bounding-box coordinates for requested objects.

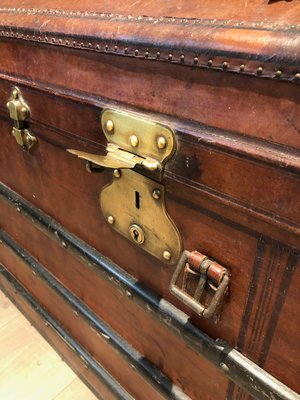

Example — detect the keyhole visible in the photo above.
[135,191,140,209]
[133,229,139,241]
[129,224,145,244]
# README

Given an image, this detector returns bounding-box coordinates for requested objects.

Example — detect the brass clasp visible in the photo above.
[68,109,175,181]
[7,87,37,151]
[67,108,182,264]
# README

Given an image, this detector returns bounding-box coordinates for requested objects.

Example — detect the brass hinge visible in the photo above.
[68,109,182,264]
[6,87,37,151]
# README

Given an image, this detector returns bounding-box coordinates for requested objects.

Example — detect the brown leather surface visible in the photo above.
[0,0,299,23]
[0,41,299,150]
[0,2,299,399]
[0,4,299,82]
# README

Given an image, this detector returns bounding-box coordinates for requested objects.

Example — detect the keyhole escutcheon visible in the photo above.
[129,224,145,244]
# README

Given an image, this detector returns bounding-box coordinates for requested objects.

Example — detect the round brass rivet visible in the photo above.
[106,119,114,133]
[157,136,166,149]
[152,189,161,200]
[163,251,171,261]
[113,169,121,178]
[222,61,228,70]
[108,215,115,224]
[130,135,139,147]
[129,224,145,244]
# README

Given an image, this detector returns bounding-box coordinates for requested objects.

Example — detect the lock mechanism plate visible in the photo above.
[101,169,182,264]
[68,108,182,264]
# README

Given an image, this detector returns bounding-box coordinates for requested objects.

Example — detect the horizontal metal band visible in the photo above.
[0,230,189,400]
[0,183,299,400]
[0,265,133,400]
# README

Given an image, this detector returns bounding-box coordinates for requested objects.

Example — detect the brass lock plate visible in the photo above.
[100,169,182,265]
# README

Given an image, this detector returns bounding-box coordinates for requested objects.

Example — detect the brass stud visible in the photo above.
[157,136,167,149]
[163,251,171,261]
[275,70,282,78]
[113,169,121,178]
[145,51,149,58]
[156,51,161,59]
[194,57,198,64]
[180,54,185,62]
[107,215,115,225]
[222,61,228,70]
[257,67,263,75]
[114,45,118,51]
[105,119,114,133]
[135,49,139,56]
[207,59,213,67]
[293,73,300,81]
[239,64,245,72]
[129,135,139,147]
[124,47,128,53]
[152,189,161,200]
[168,53,173,61]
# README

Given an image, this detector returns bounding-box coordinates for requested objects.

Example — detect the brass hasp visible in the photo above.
[67,109,182,264]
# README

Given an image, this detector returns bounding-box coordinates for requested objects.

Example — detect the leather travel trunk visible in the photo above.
[0,2,299,399]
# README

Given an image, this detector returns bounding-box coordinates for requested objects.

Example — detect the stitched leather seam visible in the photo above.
[0,26,299,84]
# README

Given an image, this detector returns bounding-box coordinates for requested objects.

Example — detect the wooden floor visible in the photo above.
[0,290,97,400]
